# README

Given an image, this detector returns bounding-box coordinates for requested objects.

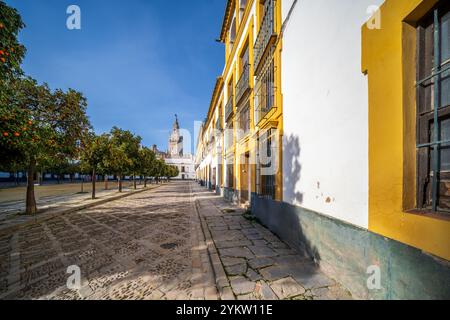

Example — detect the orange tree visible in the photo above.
[80,132,111,199]
[136,146,155,187]
[103,127,141,192]
[168,165,179,180]
[0,77,90,214]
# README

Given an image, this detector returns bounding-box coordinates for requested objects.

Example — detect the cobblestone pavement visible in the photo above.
[0,181,352,300]
[0,182,217,300]
[193,184,353,300]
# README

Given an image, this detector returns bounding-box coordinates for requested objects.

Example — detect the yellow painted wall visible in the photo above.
[363,0,450,260]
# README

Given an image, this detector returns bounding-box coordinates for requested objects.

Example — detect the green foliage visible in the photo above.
[0,1,27,85]
[102,127,141,177]
[138,147,156,177]
[167,165,179,179]
[80,132,111,174]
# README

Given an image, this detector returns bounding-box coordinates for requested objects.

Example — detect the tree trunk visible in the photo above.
[104,175,108,190]
[144,178,147,188]
[81,176,84,193]
[25,159,37,215]
[92,168,96,199]
[133,174,137,190]
[118,176,123,193]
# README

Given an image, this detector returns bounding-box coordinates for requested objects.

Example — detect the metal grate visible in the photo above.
[225,95,234,120]
[254,0,277,70]
[416,7,449,211]
[255,54,276,125]
[236,63,251,105]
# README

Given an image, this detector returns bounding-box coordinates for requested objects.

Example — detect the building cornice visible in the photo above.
[219,0,235,42]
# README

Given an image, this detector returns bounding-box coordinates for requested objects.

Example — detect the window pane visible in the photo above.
[441,11,450,63]
[441,69,450,107]
[440,118,450,171]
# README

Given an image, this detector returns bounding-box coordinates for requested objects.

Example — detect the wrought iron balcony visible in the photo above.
[235,63,251,105]
[254,0,277,71]
[225,95,234,120]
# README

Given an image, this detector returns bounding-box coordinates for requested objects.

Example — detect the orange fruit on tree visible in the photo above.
[0,50,4,55]
[3,132,8,137]
[14,132,20,137]
[0,57,5,63]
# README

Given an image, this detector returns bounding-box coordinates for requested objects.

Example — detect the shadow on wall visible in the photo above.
[283,134,303,205]
[253,133,323,266]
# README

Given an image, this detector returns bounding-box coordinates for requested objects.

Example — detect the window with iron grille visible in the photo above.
[238,101,250,140]
[236,43,251,105]
[227,158,234,189]
[226,121,234,149]
[259,129,275,199]
[255,54,275,124]
[416,2,450,213]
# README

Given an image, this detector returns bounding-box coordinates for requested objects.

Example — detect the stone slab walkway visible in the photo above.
[193,183,352,300]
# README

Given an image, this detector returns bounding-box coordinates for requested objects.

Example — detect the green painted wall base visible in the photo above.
[251,194,450,300]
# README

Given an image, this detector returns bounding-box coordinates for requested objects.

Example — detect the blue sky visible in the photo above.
[6,0,225,152]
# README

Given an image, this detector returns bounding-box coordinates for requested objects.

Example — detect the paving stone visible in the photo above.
[219,247,255,259]
[270,277,306,299]
[221,257,246,267]
[220,286,235,300]
[289,264,336,289]
[312,286,352,300]
[246,267,262,281]
[274,255,310,266]
[230,277,256,296]
[274,248,298,256]
[254,281,278,300]
[248,245,278,258]
[248,257,275,270]
[237,293,258,300]
[225,263,247,276]
[251,240,268,246]
[215,240,253,249]
[259,265,290,281]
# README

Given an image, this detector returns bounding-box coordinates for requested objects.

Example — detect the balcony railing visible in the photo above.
[254,0,277,71]
[254,57,275,124]
[225,95,234,120]
[235,63,251,105]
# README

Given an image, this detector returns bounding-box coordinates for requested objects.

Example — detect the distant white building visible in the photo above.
[158,116,195,180]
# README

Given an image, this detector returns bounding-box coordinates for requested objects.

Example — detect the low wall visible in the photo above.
[251,194,450,300]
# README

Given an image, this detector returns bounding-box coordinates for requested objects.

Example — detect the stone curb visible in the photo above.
[193,192,235,300]
[0,184,163,235]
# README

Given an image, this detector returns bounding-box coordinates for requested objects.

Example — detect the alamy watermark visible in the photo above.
[367,265,382,290]
[366,5,381,30]
[66,265,81,290]
[66,5,81,30]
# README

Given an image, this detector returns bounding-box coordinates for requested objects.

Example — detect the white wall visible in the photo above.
[281,0,384,228]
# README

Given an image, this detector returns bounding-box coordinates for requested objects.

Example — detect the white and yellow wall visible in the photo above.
[197,0,450,299]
